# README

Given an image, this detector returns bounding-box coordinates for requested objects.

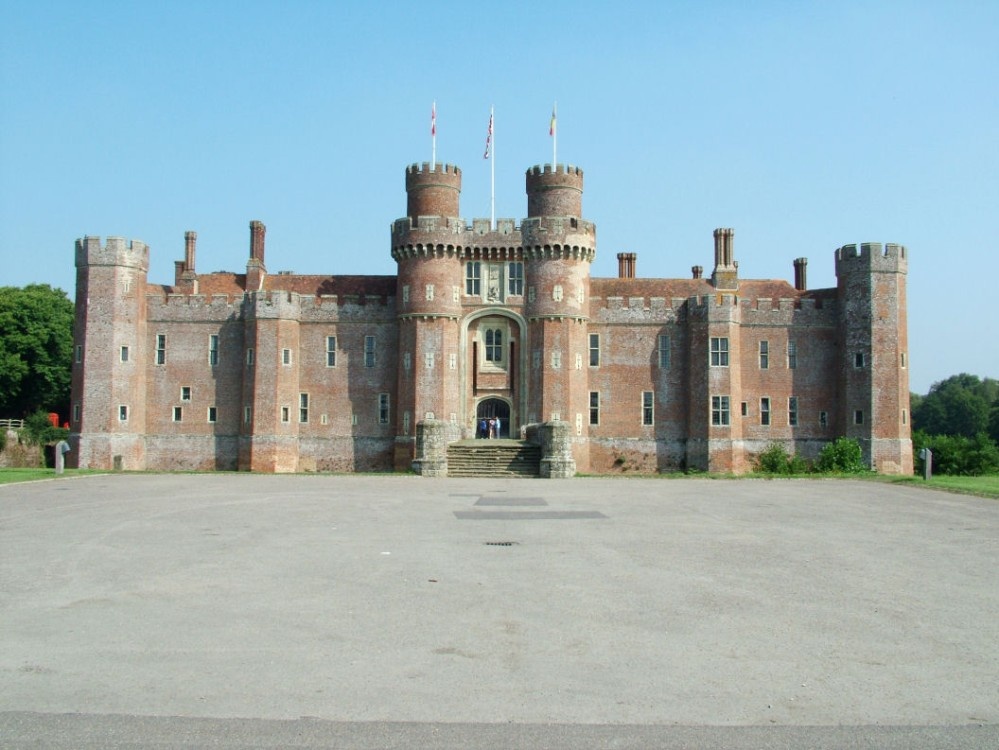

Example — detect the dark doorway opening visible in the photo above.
[476,398,511,438]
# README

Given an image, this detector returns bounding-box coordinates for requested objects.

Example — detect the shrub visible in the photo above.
[815,437,867,473]
[755,442,809,475]
[21,410,69,446]
[915,431,999,476]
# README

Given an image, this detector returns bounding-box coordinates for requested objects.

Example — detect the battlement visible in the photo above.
[527,163,583,178]
[406,162,461,178]
[526,163,584,218]
[835,242,908,275]
[405,162,462,219]
[75,235,149,271]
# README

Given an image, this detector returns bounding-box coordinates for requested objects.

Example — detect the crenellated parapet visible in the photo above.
[526,164,584,218]
[405,162,462,219]
[835,242,908,277]
[75,236,149,271]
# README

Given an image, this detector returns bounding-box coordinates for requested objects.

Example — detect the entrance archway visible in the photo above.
[476,398,511,438]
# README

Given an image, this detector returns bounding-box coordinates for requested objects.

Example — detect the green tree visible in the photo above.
[0,284,74,419]
[912,373,996,438]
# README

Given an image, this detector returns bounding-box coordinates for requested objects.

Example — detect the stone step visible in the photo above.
[446,440,541,478]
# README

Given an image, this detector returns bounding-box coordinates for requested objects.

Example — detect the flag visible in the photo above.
[483,112,493,159]
[431,102,436,137]
[549,106,556,137]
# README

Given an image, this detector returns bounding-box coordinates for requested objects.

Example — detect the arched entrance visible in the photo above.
[476,398,511,438]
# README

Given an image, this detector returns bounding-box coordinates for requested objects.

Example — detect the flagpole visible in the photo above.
[490,106,495,228]
[431,101,436,167]
[552,101,557,168]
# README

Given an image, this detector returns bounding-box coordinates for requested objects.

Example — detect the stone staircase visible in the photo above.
[446,439,541,478]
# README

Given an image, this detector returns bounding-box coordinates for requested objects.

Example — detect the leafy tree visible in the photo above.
[21,409,70,446]
[0,285,74,419]
[815,437,867,473]
[913,373,996,438]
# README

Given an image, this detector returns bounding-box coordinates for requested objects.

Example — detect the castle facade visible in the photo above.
[70,162,913,475]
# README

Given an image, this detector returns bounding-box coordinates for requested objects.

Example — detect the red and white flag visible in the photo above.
[431,102,437,137]
[549,105,556,137]
[483,112,493,159]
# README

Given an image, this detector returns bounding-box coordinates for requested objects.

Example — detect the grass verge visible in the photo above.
[0,468,96,485]
[883,474,999,500]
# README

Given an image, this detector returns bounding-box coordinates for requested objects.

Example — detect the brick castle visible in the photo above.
[69,160,913,475]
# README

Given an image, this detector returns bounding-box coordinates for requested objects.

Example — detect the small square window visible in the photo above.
[119,405,128,422]
[73,403,81,423]
[120,346,129,363]
[75,345,83,364]
[244,406,252,425]
[741,401,748,417]
[173,406,183,422]
[854,410,864,425]
[854,352,865,369]
[282,349,292,366]
[208,406,217,423]
[180,386,191,402]
[246,348,255,366]
[820,411,828,428]
[281,406,290,423]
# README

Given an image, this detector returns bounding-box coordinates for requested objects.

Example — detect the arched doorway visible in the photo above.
[476,398,511,438]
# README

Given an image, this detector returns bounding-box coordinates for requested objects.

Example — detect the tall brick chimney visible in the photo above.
[617,252,636,279]
[692,265,703,279]
[246,220,267,292]
[794,257,808,291]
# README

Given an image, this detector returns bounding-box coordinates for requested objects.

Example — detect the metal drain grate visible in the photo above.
[484,541,519,546]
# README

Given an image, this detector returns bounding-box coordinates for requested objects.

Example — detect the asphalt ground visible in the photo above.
[1,474,997,748]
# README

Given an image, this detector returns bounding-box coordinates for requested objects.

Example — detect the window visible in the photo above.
[508,262,524,295]
[364,336,376,368]
[854,352,865,369]
[378,393,390,425]
[75,345,82,364]
[485,329,503,362]
[901,352,907,368]
[282,348,292,366]
[208,406,217,423]
[449,353,457,370]
[788,397,798,426]
[403,352,411,371]
[759,340,769,369]
[180,386,191,402]
[642,391,654,426]
[425,351,435,369]
[155,334,166,365]
[246,348,255,367]
[589,333,600,367]
[760,397,771,426]
[281,406,290,423]
[209,334,219,366]
[902,408,908,425]
[326,336,337,367]
[120,346,129,363]
[589,391,599,425]
[173,406,183,422]
[551,351,562,369]
[854,410,864,425]
[119,405,128,422]
[711,396,730,426]
[299,393,309,424]
[73,403,80,423]
[741,401,748,417]
[788,341,797,370]
[465,261,481,295]
[820,411,828,428]
[658,335,670,369]
[244,406,252,425]
[425,284,434,301]
[402,285,410,304]
[710,337,729,367]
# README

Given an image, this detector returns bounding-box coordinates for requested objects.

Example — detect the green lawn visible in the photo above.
[886,474,999,499]
[0,468,94,485]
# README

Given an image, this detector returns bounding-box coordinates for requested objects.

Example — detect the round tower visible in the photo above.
[405,162,461,219]
[526,163,583,218]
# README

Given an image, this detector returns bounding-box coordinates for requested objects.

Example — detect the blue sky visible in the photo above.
[1,0,996,393]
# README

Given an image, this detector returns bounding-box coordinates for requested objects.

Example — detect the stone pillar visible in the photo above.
[412,419,450,477]
[539,420,576,478]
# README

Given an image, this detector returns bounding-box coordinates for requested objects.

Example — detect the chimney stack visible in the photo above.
[692,265,703,279]
[794,257,808,291]
[617,252,636,279]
